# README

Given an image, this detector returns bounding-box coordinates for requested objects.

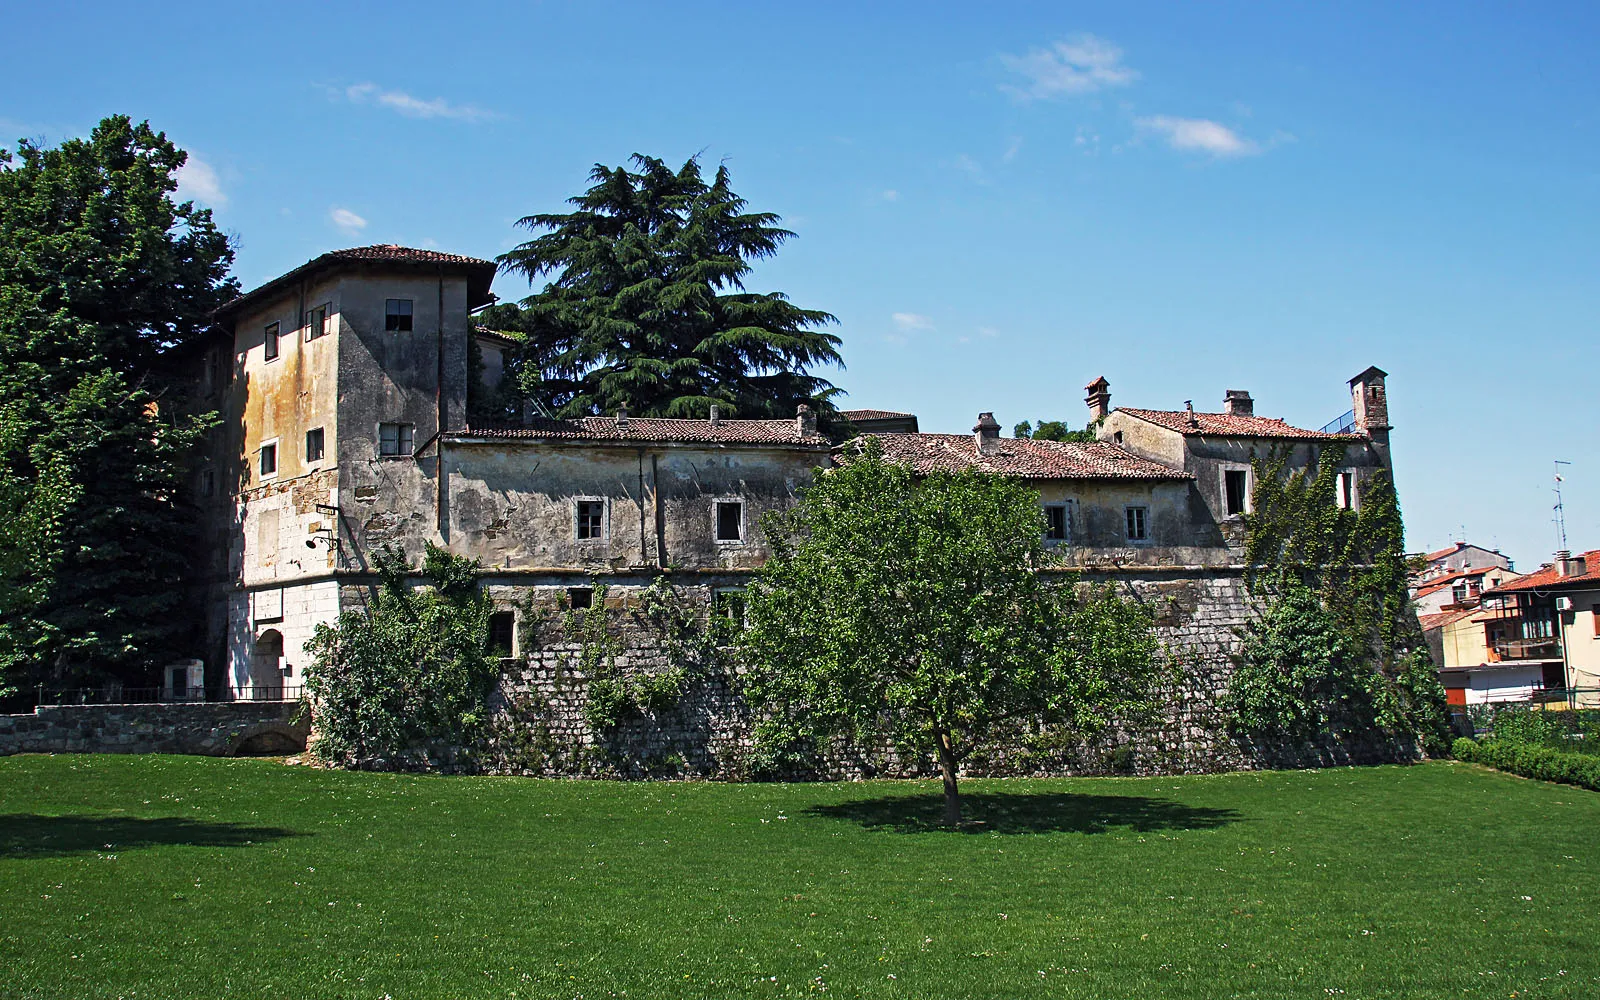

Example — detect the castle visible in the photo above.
[175,244,1397,771]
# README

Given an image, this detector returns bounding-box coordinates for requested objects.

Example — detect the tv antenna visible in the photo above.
[1554,460,1572,552]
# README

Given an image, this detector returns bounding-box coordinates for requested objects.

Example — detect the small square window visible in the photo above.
[305,427,325,463]
[567,587,594,610]
[378,422,414,457]
[1224,469,1249,516]
[714,589,747,632]
[259,442,278,478]
[487,611,515,657]
[1125,505,1148,541]
[385,299,413,332]
[306,304,330,341]
[1044,504,1069,543]
[575,500,606,540]
[715,500,744,542]
[264,322,280,361]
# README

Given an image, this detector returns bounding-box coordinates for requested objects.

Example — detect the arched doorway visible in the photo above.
[250,629,284,700]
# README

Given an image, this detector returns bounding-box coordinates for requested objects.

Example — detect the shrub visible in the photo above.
[1456,736,1600,793]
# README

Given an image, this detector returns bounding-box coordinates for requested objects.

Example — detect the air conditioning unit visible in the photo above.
[1556,596,1574,611]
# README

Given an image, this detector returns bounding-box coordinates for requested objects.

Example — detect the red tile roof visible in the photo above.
[1117,407,1356,440]
[217,244,497,319]
[1419,607,1479,631]
[851,433,1191,480]
[1423,542,1467,563]
[1414,565,1514,599]
[448,416,831,448]
[841,409,916,421]
[1484,550,1600,594]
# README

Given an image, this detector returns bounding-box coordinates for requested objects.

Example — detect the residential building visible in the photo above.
[1412,564,1522,616]
[1411,541,1513,585]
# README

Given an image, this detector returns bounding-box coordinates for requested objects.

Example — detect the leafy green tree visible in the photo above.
[304,544,498,767]
[0,117,236,690]
[490,155,843,420]
[744,443,1159,825]
[1012,418,1099,442]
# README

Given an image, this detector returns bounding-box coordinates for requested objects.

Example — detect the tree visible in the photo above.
[0,117,237,690]
[490,155,843,420]
[1013,418,1099,442]
[304,544,498,767]
[744,443,1160,825]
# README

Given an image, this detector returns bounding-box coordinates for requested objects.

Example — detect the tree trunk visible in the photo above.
[935,727,961,826]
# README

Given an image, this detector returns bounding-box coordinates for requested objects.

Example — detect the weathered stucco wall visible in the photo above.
[0,702,308,757]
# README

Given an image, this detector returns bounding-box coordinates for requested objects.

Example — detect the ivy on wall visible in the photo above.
[1229,443,1449,751]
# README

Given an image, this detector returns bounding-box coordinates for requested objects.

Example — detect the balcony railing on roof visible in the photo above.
[1319,409,1357,435]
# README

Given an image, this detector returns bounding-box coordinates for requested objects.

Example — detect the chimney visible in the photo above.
[973,412,1002,455]
[615,404,629,428]
[1084,376,1112,421]
[796,403,817,437]
[708,404,720,427]
[1184,400,1198,428]
[1223,390,1253,416]
[1557,551,1588,578]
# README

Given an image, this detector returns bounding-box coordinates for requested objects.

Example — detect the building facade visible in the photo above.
[183,243,1409,773]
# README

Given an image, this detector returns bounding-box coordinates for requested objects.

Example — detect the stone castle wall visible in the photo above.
[395,571,1419,778]
[0,701,308,758]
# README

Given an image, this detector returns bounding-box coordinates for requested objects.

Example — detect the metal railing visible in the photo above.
[1318,409,1357,435]
[18,685,306,709]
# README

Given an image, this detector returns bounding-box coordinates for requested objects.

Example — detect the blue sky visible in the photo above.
[7,1,1598,569]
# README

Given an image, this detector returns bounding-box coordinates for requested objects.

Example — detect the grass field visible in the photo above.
[1,757,1597,999]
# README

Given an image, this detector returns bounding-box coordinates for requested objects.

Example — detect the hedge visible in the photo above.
[1454,736,1600,792]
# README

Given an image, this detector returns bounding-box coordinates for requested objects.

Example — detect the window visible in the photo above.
[1592,604,1599,638]
[567,587,593,610]
[1044,504,1070,543]
[385,299,413,332]
[1451,583,1468,605]
[378,422,414,457]
[714,588,747,633]
[264,321,280,361]
[1336,471,1357,510]
[199,468,215,498]
[715,500,745,542]
[305,427,325,463]
[1112,431,1124,444]
[575,500,606,540]
[1224,469,1249,517]
[259,441,278,478]
[1125,505,1149,541]
[305,304,330,341]
[487,611,515,657]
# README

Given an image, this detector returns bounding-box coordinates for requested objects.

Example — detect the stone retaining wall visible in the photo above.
[0,702,308,757]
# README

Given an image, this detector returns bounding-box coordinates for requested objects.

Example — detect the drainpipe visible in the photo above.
[651,453,667,568]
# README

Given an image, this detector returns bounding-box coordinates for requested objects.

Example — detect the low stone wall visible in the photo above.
[439,570,1421,779]
[0,702,308,757]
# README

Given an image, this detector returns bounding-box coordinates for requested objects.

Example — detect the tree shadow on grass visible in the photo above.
[806,792,1241,835]
[0,814,304,859]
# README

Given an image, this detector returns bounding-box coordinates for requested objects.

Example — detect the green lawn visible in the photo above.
[1,757,1595,999]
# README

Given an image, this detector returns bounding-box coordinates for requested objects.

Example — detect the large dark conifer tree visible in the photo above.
[486,155,843,420]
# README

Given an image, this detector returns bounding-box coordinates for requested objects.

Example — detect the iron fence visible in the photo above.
[1451,690,1600,745]
[8,685,306,711]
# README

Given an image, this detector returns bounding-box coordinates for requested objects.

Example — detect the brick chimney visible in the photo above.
[1085,376,1111,421]
[973,412,1002,455]
[796,403,817,437]
[615,404,629,428]
[708,404,721,427]
[1223,390,1253,416]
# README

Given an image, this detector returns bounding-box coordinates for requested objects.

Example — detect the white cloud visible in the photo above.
[343,82,498,122]
[1136,116,1259,157]
[881,189,900,202]
[175,156,226,207]
[1000,34,1138,101]
[978,326,1000,338]
[329,207,368,235]
[1002,136,1023,163]
[953,154,987,184]
[892,313,934,331]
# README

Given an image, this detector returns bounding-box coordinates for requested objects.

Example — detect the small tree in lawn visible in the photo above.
[744,442,1160,825]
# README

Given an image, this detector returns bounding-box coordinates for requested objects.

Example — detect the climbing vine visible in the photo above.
[1229,444,1448,751]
